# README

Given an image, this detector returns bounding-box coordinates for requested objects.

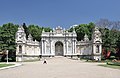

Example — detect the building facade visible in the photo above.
[16,26,102,61]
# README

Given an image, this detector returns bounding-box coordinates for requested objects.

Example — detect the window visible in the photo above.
[19,45,22,53]
[96,45,99,53]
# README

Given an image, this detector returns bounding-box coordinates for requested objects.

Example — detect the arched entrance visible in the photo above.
[55,41,63,56]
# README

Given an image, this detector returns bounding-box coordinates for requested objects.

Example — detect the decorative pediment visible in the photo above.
[55,26,63,33]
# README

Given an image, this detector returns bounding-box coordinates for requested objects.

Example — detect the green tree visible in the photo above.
[76,24,89,41]
[28,25,42,41]
[23,23,29,39]
[0,23,18,61]
[28,25,52,41]
[43,27,52,32]
[116,32,120,59]
[68,23,94,41]
[87,22,95,40]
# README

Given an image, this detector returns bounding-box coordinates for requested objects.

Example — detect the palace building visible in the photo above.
[16,26,102,61]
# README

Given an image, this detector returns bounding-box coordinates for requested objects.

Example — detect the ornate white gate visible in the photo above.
[55,41,63,56]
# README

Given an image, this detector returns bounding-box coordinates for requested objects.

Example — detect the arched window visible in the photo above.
[19,45,22,53]
[96,45,99,53]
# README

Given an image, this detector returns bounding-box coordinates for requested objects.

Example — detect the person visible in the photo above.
[43,59,47,64]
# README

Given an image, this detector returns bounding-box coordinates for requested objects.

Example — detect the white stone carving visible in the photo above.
[16,25,102,61]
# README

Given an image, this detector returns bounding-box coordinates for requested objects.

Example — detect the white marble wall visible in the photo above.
[41,36,76,56]
[16,26,102,61]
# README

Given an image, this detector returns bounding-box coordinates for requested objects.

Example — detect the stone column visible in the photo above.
[99,44,102,54]
[73,39,76,55]
[72,39,73,55]
[41,40,44,55]
[22,44,25,54]
[50,40,51,55]
[64,41,66,55]
[44,41,47,55]
[66,41,68,55]
[16,45,19,55]
[74,39,76,55]
[51,41,54,55]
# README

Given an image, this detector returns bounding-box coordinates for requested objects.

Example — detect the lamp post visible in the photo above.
[6,50,9,64]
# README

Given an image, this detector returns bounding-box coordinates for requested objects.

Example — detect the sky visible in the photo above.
[0,0,120,28]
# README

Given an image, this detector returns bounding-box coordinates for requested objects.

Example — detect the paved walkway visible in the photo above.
[0,57,120,78]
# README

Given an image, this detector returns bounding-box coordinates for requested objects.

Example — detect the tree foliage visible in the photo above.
[28,25,42,41]
[0,23,18,51]
[68,22,95,41]
[0,23,18,61]
[23,23,29,39]
[96,18,120,30]
[28,25,52,41]
[96,19,120,59]
[0,21,120,60]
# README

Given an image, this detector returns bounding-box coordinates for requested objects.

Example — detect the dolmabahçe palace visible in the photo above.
[16,26,102,61]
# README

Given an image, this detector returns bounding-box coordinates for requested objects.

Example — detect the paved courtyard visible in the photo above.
[0,57,120,78]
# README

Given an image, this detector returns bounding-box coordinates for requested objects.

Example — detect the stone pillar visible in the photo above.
[44,40,46,55]
[73,40,75,55]
[99,44,102,55]
[65,40,67,55]
[74,40,76,55]
[66,41,68,55]
[41,40,44,55]
[63,41,65,56]
[51,41,54,56]
[16,45,19,55]
[72,39,76,55]
[72,39,74,55]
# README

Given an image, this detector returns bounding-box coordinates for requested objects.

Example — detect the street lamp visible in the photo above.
[6,50,9,64]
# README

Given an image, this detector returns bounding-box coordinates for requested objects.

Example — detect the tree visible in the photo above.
[23,23,29,39]
[115,32,120,59]
[87,22,95,40]
[96,19,120,59]
[95,19,112,29]
[43,27,52,32]
[76,24,89,41]
[28,25,52,41]
[28,25,43,41]
[0,23,18,61]
[96,18,120,30]
[68,23,95,41]
[111,21,120,30]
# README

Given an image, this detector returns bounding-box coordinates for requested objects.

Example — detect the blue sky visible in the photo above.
[0,0,120,28]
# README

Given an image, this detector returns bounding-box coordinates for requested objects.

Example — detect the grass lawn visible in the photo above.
[0,64,14,68]
[98,64,120,69]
